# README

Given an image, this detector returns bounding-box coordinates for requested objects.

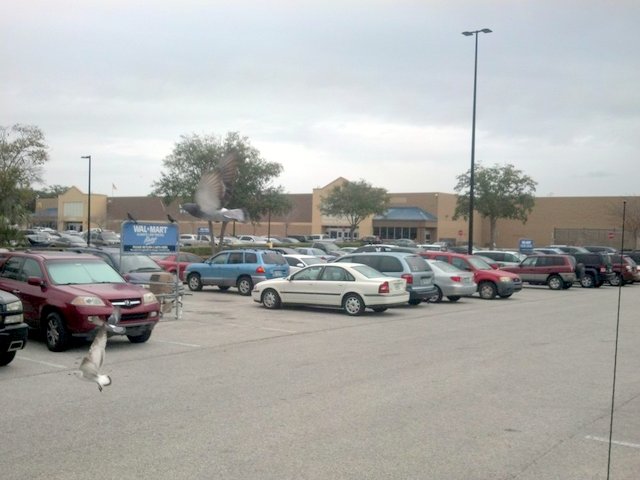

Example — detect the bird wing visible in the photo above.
[195,170,225,215]
[218,152,239,192]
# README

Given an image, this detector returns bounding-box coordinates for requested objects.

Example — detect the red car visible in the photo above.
[0,251,161,351]
[420,251,522,299]
[608,254,638,286]
[154,252,204,281]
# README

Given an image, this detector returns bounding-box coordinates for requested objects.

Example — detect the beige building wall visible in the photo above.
[483,196,626,249]
[57,186,108,232]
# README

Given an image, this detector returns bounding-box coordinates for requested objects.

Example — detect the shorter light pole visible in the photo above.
[81,155,92,246]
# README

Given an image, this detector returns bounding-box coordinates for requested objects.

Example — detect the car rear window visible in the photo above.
[261,252,287,265]
[352,264,385,278]
[405,255,431,272]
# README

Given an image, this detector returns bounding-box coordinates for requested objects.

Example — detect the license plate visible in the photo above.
[273,271,283,277]
[420,277,432,286]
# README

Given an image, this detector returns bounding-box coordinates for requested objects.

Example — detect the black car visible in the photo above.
[571,252,614,288]
[0,289,28,366]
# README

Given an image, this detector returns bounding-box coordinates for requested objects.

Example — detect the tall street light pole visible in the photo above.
[81,155,92,246]
[462,28,492,255]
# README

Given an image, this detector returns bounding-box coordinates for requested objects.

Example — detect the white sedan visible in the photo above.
[251,262,409,316]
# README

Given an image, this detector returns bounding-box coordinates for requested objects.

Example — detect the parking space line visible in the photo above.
[154,340,202,348]
[585,435,640,449]
[260,327,297,333]
[16,356,67,369]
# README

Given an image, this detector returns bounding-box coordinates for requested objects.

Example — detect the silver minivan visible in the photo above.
[334,252,437,305]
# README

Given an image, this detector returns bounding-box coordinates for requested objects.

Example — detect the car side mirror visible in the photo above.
[27,276,45,287]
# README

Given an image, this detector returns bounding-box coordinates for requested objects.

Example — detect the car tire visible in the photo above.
[478,281,497,300]
[609,273,624,287]
[447,296,461,302]
[498,293,512,298]
[127,327,153,344]
[236,276,253,296]
[408,299,422,306]
[44,311,71,352]
[428,286,443,303]
[218,286,230,291]
[261,289,282,309]
[187,273,203,291]
[371,306,388,313]
[343,293,365,316]
[547,274,563,290]
[0,351,17,366]
[563,281,573,289]
[580,274,595,288]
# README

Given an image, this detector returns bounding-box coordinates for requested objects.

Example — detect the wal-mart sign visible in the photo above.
[121,221,179,254]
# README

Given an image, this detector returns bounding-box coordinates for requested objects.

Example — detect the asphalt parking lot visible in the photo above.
[3,284,639,480]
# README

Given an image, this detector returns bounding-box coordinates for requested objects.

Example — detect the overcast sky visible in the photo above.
[3,0,639,198]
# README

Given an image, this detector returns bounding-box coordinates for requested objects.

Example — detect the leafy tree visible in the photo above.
[0,124,49,245]
[453,163,537,247]
[256,186,293,238]
[38,185,69,197]
[319,180,389,239]
[151,132,285,252]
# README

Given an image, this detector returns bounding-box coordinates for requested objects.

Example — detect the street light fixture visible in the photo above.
[462,28,492,255]
[81,155,92,246]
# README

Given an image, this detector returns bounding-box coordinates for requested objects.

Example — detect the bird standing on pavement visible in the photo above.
[77,308,124,392]
[181,152,248,223]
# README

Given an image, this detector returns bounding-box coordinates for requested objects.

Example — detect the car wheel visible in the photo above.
[498,293,512,298]
[218,286,230,291]
[547,274,563,290]
[478,281,497,300]
[187,273,203,291]
[0,351,17,366]
[261,289,282,309]
[371,306,388,313]
[236,276,253,296]
[609,273,623,287]
[44,311,71,352]
[563,281,573,289]
[343,293,365,316]
[580,274,595,288]
[428,286,443,303]
[447,296,461,302]
[408,299,422,306]
[127,327,153,344]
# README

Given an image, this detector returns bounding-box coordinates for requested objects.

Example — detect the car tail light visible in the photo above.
[450,276,462,283]
[401,273,413,285]
[378,281,390,293]
[256,266,265,274]
[599,266,606,273]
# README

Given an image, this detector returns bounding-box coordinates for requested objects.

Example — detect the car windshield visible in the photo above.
[46,260,125,285]
[430,260,464,273]
[100,231,120,241]
[351,264,385,278]
[110,252,164,273]
[467,256,492,270]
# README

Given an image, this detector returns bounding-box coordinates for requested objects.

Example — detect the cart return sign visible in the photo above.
[121,221,179,255]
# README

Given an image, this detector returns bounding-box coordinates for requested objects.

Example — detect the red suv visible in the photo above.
[420,251,522,299]
[500,254,576,290]
[0,251,161,351]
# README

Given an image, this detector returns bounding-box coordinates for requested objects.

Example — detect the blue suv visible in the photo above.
[185,249,289,295]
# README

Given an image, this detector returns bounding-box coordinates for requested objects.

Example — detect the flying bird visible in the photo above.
[181,152,248,223]
[77,308,124,392]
